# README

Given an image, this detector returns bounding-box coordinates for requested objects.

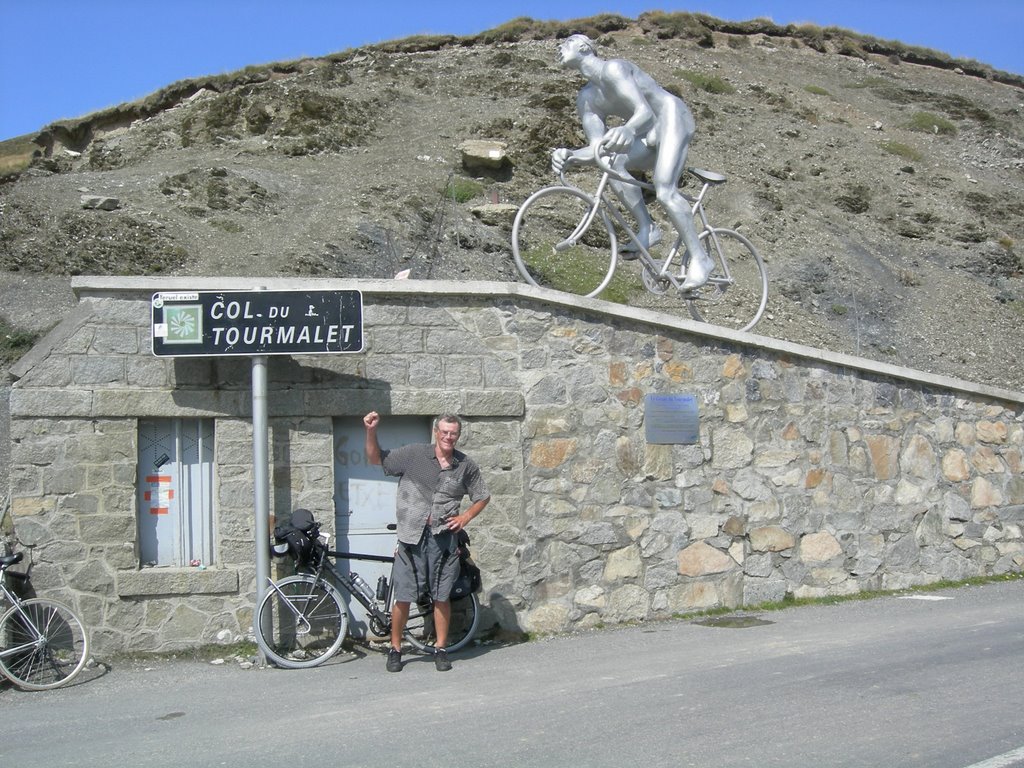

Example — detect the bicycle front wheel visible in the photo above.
[686,228,768,332]
[0,598,89,690]
[255,575,348,669]
[512,186,618,298]
[404,593,480,654]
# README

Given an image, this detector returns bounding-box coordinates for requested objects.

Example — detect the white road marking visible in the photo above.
[897,595,954,601]
[962,746,1024,768]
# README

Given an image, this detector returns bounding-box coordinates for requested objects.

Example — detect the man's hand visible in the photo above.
[445,497,489,533]
[551,147,573,175]
[364,411,383,465]
[601,125,636,154]
[445,514,467,533]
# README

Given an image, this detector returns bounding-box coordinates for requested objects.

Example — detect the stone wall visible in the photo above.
[6,277,1023,652]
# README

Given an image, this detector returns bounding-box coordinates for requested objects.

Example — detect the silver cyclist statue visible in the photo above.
[551,34,713,291]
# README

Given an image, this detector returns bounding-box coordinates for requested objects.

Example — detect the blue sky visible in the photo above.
[1,0,1021,141]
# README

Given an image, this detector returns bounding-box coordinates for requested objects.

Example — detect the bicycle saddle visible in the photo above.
[1,552,24,567]
[688,168,726,185]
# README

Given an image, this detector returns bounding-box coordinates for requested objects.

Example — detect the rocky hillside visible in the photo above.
[1,12,1023,395]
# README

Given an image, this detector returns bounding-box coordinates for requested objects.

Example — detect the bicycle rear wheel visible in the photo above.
[255,575,348,669]
[512,185,618,298]
[685,228,768,332]
[0,598,89,690]
[403,593,480,654]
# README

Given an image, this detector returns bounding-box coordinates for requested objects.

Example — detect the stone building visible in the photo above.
[4,276,1023,653]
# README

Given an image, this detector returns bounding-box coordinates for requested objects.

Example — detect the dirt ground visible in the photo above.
[2,17,1022,390]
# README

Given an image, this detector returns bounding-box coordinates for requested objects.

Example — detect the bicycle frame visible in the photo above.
[0,564,42,660]
[325,549,396,631]
[268,549,390,630]
[514,147,767,331]
[271,540,396,629]
[560,156,720,294]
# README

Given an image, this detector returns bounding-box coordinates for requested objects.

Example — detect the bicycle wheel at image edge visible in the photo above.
[0,598,89,690]
[686,228,768,333]
[255,575,349,669]
[403,592,480,654]
[512,185,618,298]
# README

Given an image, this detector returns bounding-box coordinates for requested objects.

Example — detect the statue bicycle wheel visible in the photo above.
[512,185,618,298]
[685,228,768,333]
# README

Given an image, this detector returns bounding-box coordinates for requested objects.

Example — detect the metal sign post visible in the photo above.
[150,289,364,662]
[251,355,270,647]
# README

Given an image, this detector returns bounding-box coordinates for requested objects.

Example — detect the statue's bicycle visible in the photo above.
[512,149,769,332]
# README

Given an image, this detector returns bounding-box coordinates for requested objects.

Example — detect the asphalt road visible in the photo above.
[3,579,1023,768]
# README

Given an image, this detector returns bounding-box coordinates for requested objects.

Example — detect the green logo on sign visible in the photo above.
[164,305,203,344]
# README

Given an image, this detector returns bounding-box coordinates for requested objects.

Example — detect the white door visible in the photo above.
[138,418,215,567]
[333,416,429,636]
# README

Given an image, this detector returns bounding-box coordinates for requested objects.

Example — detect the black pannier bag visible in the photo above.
[271,508,320,568]
[449,529,482,601]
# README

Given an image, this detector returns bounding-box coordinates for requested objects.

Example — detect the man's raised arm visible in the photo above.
[363,411,383,465]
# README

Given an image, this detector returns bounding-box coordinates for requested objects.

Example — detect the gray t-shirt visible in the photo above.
[381,443,490,545]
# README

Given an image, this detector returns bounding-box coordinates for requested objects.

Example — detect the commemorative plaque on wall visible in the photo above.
[644,393,699,444]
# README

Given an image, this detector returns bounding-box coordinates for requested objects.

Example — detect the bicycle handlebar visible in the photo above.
[591,143,657,190]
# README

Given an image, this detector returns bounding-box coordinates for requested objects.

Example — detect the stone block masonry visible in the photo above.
[5,277,1023,651]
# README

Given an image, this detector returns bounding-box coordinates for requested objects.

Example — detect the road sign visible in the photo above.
[151,289,363,357]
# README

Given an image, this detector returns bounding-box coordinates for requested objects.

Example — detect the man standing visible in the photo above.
[552,34,713,291]
[363,411,490,672]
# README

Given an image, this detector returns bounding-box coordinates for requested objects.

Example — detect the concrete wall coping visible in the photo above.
[68,275,1024,406]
